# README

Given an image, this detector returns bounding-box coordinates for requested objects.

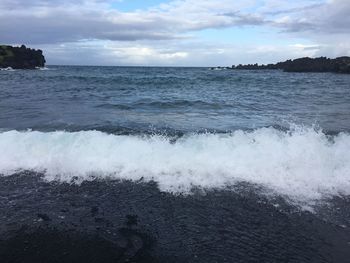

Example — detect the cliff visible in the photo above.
[231,56,350,74]
[0,45,46,69]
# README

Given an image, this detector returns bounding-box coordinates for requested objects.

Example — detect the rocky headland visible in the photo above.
[230,56,350,74]
[0,45,45,69]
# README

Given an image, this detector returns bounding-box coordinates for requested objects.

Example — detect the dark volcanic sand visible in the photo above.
[0,173,349,263]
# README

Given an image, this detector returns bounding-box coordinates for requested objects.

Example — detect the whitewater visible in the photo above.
[1,127,349,202]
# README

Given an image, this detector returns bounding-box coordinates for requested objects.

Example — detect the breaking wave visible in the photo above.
[0,127,349,202]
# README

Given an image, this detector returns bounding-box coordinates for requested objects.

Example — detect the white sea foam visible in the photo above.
[36,66,52,70]
[0,128,349,202]
[0,67,15,71]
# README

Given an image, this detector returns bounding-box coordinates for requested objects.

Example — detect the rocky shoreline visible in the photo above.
[212,56,350,74]
[0,45,45,69]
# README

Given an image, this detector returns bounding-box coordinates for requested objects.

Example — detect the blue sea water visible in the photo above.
[1,66,349,133]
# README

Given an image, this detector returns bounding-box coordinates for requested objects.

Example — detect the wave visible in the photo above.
[96,100,231,110]
[135,99,228,109]
[0,67,15,71]
[0,127,349,203]
[36,66,52,71]
[0,67,52,71]
[96,100,233,110]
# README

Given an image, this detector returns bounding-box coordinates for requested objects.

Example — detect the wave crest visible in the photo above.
[0,128,349,202]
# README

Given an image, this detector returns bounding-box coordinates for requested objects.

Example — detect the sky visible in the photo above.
[0,0,349,66]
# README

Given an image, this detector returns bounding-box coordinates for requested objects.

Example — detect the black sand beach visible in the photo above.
[1,173,350,263]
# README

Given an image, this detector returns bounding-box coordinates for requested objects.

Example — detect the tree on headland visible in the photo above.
[0,45,46,69]
[230,56,350,74]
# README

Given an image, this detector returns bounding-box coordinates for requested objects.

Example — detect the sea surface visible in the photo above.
[0,66,350,262]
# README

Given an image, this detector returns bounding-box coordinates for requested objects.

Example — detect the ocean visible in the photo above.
[0,66,350,262]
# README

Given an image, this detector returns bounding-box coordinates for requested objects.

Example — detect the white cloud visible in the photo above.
[37,38,324,67]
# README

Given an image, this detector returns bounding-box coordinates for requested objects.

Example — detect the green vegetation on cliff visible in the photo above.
[0,45,45,69]
[231,56,350,74]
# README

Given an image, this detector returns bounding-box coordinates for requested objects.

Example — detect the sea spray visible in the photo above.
[0,127,349,202]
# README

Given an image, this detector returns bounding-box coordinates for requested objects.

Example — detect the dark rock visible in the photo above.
[0,45,46,69]
[231,56,350,74]
[37,213,51,222]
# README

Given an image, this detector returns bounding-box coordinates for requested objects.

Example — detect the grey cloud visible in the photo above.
[274,0,350,35]
[0,10,180,44]
[278,21,316,33]
[220,12,267,26]
[303,46,320,51]
[1,0,349,46]
[263,3,323,16]
[0,0,115,8]
[0,0,272,45]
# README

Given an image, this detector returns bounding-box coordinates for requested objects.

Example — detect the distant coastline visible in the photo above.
[0,45,45,69]
[211,56,350,74]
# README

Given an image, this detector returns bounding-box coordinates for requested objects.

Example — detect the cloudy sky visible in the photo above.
[1,0,349,66]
